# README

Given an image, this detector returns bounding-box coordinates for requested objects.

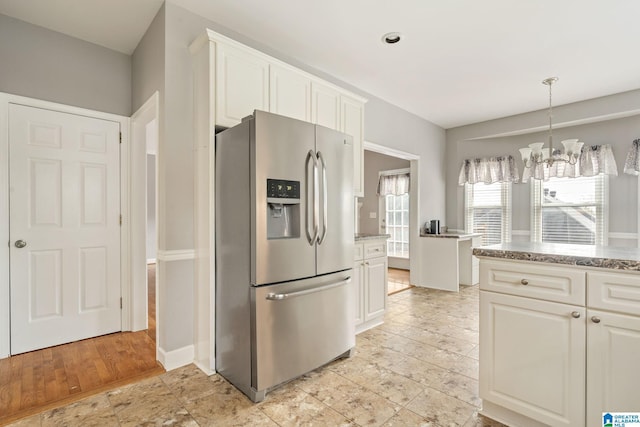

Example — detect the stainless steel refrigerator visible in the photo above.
[215,110,355,402]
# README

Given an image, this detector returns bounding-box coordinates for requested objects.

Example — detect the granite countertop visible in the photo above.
[355,233,390,241]
[473,242,640,271]
[420,232,483,239]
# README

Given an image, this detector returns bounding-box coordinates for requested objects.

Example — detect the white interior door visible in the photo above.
[9,103,121,355]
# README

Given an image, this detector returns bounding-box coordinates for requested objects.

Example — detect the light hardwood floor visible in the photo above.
[388,267,413,295]
[0,265,162,425]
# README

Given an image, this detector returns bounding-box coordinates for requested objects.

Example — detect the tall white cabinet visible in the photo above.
[190,29,367,373]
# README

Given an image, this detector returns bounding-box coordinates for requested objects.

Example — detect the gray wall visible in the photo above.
[446,91,640,247]
[365,100,446,227]
[0,14,131,116]
[360,151,410,234]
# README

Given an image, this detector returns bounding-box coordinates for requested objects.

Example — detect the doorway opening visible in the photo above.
[362,142,419,295]
[130,92,159,352]
[145,149,157,342]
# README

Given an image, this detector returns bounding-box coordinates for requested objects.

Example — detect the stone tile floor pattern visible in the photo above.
[8,285,506,427]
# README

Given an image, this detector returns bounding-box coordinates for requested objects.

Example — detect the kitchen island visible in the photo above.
[418,232,482,291]
[354,234,389,333]
[473,242,640,427]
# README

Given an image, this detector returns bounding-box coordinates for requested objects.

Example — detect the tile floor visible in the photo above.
[8,285,505,427]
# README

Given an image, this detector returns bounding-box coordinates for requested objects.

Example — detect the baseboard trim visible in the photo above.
[158,344,194,371]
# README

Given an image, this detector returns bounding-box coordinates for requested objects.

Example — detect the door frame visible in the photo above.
[363,141,420,285]
[377,168,411,270]
[0,92,131,358]
[129,92,159,343]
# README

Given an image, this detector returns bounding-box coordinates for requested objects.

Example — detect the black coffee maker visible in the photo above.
[428,219,440,234]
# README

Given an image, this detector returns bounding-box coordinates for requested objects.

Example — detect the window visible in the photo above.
[465,182,511,246]
[532,175,607,245]
[384,193,409,258]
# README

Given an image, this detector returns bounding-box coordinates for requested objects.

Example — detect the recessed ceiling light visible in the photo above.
[382,32,403,45]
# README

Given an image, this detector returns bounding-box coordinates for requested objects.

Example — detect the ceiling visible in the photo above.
[1,0,640,129]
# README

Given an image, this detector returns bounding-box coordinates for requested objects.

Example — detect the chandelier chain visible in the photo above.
[547,79,554,153]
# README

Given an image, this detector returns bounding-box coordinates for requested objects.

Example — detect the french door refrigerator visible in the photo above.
[215,110,355,402]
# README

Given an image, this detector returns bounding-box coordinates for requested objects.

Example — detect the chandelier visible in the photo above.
[519,77,584,169]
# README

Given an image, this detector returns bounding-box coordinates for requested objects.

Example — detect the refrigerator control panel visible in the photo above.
[267,179,300,199]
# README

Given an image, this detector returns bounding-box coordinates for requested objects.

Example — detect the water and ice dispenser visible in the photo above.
[266,179,300,239]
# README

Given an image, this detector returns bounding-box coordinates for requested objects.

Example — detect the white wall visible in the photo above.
[0,14,131,116]
[446,91,640,247]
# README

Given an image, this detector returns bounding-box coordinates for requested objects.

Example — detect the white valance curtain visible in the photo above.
[624,138,640,175]
[458,155,519,185]
[522,144,618,182]
[377,172,410,196]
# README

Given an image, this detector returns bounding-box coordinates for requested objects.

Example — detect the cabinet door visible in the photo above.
[479,291,585,427]
[269,64,311,122]
[340,95,364,197]
[586,309,640,427]
[353,260,365,326]
[364,256,387,321]
[216,43,269,128]
[311,82,340,130]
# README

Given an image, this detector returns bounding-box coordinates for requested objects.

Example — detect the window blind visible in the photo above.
[465,182,511,246]
[532,175,607,245]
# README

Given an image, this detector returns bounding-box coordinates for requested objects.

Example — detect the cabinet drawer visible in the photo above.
[354,243,364,261]
[588,271,640,314]
[480,259,586,305]
[364,241,386,259]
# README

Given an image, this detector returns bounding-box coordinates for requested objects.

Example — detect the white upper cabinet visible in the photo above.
[311,81,341,130]
[215,42,269,128]
[191,29,367,195]
[269,64,311,122]
[341,95,365,197]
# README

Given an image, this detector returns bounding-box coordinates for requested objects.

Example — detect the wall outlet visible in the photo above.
[369,212,377,219]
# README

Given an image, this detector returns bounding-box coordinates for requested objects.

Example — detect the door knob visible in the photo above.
[14,240,27,248]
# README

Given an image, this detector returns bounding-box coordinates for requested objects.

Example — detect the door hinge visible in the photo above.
[119,132,122,144]
[119,214,122,225]
[120,297,123,309]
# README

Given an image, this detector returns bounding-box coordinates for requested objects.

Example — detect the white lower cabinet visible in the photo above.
[586,309,640,427]
[479,291,586,427]
[586,270,640,427]
[354,239,388,333]
[479,259,640,427]
[364,256,387,321]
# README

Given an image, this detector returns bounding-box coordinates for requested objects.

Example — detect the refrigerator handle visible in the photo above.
[317,151,328,244]
[305,150,319,245]
[265,277,351,300]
